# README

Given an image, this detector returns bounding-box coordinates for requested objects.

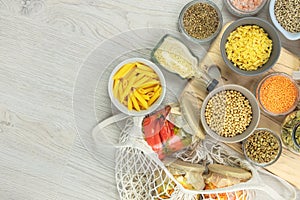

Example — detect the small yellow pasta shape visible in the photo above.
[148,87,162,106]
[225,25,272,71]
[133,89,148,109]
[139,81,160,89]
[113,63,135,80]
[127,95,133,110]
[136,62,154,72]
[131,94,140,111]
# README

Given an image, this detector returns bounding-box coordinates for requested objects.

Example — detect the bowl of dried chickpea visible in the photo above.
[220,17,281,76]
[200,84,260,143]
[242,128,282,167]
[108,57,166,116]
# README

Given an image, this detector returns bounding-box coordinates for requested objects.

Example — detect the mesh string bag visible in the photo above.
[92,109,296,200]
[93,120,296,199]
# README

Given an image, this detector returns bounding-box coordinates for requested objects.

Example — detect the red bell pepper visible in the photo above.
[142,105,171,138]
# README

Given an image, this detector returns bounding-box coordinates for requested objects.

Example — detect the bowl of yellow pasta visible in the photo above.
[108,57,166,116]
[220,17,281,76]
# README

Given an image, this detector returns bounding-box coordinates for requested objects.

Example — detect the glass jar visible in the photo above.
[256,72,299,116]
[281,110,300,154]
[224,0,267,17]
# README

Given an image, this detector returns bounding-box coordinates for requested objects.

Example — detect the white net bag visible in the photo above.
[93,110,296,200]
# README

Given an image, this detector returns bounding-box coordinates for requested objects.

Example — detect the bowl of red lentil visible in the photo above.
[224,0,267,17]
[256,72,299,116]
[178,0,223,43]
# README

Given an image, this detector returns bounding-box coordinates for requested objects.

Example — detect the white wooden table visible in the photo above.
[0,1,299,199]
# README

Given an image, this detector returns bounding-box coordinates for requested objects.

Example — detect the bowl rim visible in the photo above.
[200,84,260,143]
[224,0,267,17]
[242,128,282,167]
[108,57,166,117]
[255,72,300,116]
[220,17,281,76]
[269,0,300,40]
[178,0,223,43]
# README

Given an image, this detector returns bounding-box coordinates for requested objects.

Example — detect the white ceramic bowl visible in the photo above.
[200,84,260,143]
[269,0,300,40]
[108,57,166,116]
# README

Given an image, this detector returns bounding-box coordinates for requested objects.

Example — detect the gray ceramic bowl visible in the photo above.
[242,128,282,167]
[220,17,281,76]
[200,84,260,143]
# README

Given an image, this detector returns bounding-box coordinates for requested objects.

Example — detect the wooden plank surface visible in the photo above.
[186,23,300,189]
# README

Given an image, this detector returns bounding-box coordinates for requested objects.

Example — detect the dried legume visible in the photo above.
[182,3,220,39]
[229,0,264,12]
[244,129,280,164]
[274,0,300,33]
[259,74,298,114]
[205,90,252,137]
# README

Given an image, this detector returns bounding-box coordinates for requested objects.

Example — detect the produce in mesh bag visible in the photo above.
[142,105,194,159]
[204,164,252,200]
[154,159,206,199]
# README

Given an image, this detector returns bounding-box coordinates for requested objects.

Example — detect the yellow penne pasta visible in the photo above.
[142,94,150,101]
[133,89,148,109]
[127,95,133,110]
[148,87,162,106]
[136,63,154,72]
[124,68,138,80]
[113,79,120,98]
[153,84,160,92]
[137,87,154,94]
[113,63,136,80]
[117,83,123,103]
[140,81,160,89]
[119,75,139,102]
[147,91,155,98]
[122,79,129,88]
[131,94,140,111]
[135,68,158,79]
[134,76,152,88]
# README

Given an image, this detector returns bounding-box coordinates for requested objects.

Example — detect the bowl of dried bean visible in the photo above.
[178,0,223,43]
[220,17,281,76]
[256,72,299,116]
[224,0,267,17]
[242,128,282,167]
[200,84,260,143]
[269,0,300,40]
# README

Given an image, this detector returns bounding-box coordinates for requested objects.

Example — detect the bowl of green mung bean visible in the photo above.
[178,0,223,43]
[243,128,282,167]
[200,84,260,143]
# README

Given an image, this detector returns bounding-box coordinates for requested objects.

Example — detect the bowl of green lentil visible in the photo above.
[178,0,223,43]
[200,84,260,143]
[220,17,281,76]
[242,128,282,167]
[256,72,299,116]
